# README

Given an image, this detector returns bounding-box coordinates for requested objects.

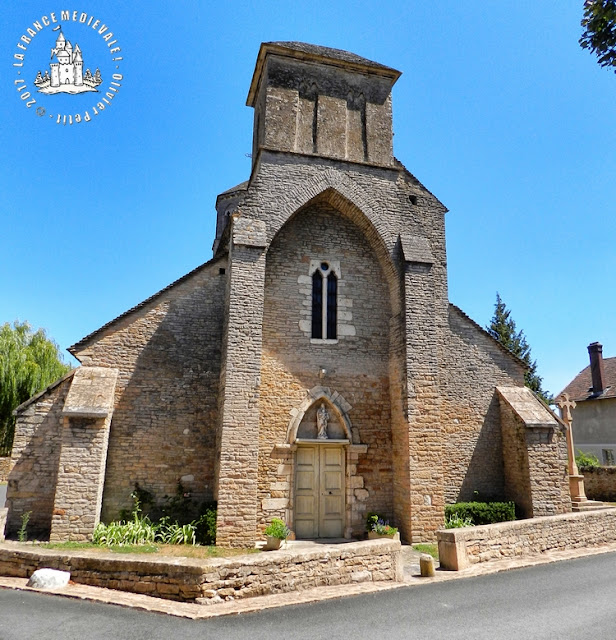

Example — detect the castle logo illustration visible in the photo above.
[35,27,102,94]
[12,11,124,125]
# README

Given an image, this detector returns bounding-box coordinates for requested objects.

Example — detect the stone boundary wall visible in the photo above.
[0,458,10,483]
[0,539,402,603]
[581,467,616,501]
[437,508,616,570]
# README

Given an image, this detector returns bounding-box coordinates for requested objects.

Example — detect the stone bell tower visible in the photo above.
[246,42,401,167]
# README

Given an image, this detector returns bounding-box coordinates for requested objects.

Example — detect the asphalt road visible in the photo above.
[1,552,616,640]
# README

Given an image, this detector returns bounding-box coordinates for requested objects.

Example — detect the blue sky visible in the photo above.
[1,1,614,398]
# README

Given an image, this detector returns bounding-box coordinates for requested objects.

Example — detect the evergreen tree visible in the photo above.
[0,321,71,455]
[486,293,551,404]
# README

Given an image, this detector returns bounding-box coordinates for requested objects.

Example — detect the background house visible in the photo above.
[560,342,616,465]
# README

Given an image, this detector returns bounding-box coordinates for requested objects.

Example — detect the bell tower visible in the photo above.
[246,42,401,168]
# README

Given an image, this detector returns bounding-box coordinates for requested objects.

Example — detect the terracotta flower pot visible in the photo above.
[264,536,283,550]
[368,530,400,541]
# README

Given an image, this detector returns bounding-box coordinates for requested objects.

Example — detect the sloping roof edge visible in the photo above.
[392,158,449,213]
[69,255,225,356]
[13,368,76,416]
[449,303,528,371]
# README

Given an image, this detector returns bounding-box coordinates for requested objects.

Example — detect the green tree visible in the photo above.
[580,0,616,73]
[0,321,71,455]
[486,294,551,404]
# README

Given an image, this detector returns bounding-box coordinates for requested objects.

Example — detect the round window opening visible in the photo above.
[320,262,329,271]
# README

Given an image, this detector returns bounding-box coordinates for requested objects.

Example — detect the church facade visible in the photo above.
[5,43,571,545]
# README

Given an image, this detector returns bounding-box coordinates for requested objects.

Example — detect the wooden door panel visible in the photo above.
[295,445,318,539]
[295,444,345,539]
[319,446,345,538]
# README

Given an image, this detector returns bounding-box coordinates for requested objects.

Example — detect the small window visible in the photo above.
[311,264,337,340]
[603,449,614,466]
[311,271,323,339]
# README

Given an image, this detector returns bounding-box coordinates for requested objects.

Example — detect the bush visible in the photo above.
[195,503,217,545]
[576,451,601,470]
[264,518,290,540]
[445,501,516,526]
[96,483,218,547]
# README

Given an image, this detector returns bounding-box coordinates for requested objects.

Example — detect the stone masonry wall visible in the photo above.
[441,307,525,504]
[73,260,226,521]
[438,508,616,570]
[0,539,402,603]
[259,202,392,537]
[0,458,11,483]
[582,467,616,501]
[6,378,72,538]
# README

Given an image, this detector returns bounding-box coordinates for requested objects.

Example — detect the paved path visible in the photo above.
[2,550,616,639]
[1,541,616,619]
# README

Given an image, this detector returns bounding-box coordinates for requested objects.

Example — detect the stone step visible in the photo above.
[572,499,605,512]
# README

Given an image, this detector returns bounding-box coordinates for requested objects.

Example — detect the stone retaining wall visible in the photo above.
[437,508,616,570]
[0,539,401,603]
[582,467,616,501]
[0,458,10,483]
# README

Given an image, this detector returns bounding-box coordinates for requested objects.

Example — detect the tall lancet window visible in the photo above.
[311,262,337,340]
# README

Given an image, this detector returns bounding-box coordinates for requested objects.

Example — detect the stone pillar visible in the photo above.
[215,217,267,547]
[50,367,118,542]
[394,235,444,542]
[0,508,7,542]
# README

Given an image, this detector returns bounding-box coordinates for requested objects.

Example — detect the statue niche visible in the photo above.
[297,400,347,440]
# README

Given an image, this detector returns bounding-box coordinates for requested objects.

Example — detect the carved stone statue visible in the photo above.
[317,402,329,439]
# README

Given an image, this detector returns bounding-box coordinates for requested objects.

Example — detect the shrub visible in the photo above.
[444,501,516,526]
[195,503,217,545]
[264,518,290,540]
[114,483,218,546]
[18,511,31,542]
[576,451,601,470]
[93,514,157,546]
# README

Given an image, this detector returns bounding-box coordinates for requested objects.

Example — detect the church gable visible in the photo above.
[5,42,571,547]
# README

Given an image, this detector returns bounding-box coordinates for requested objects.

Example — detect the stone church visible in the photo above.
[5,42,571,546]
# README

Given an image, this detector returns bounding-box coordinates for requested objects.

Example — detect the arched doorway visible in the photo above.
[287,392,353,539]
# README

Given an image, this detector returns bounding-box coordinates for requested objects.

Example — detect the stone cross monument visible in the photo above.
[556,393,587,505]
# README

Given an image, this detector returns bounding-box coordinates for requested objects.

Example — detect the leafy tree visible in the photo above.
[486,293,551,404]
[580,0,616,73]
[0,321,71,455]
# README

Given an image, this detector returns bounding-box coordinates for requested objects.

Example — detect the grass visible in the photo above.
[412,543,438,559]
[36,541,259,559]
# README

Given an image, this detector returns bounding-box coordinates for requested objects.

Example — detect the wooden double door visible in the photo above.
[295,444,345,539]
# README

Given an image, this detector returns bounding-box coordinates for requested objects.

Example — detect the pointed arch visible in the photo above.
[267,171,402,316]
[287,386,354,444]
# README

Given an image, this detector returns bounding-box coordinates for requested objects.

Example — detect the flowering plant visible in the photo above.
[366,513,398,536]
